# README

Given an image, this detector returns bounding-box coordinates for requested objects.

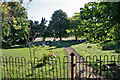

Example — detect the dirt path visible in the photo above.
[64,47,103,79]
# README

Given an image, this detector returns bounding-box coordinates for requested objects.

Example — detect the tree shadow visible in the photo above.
[34,63,45,68]
[2,45,27,49]
[47,40,86,50]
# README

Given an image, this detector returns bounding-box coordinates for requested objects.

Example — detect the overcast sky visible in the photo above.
[22,0,91,24]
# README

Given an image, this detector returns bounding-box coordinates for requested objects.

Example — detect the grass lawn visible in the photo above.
[2,41,120,78]
[71,43,120,61]
[2,45,66,60]
[1,45,69,78]
[71,43,120,77]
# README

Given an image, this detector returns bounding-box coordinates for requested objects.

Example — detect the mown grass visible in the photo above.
[71,43,120,61]
[1,45,68,78]
[71,43,120,78]
[2,41,120,78]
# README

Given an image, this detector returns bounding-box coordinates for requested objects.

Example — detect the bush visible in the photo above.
[115,49,120,53]
[102,45,115,50]
[102,45,110,50]
[2,41,11,48]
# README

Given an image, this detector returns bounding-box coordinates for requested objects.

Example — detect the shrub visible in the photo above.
[2,42,11,48]
[115,49,120,53]
[102,45,110,50]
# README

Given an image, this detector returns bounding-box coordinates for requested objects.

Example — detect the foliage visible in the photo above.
[48,9,69,41]
[28,17,48,42]
[27,18,48,60]
[2,2,29,45]
[67,12,84,40]
[38,51,58,64]
[39,17,49,41]
[79,2,120,43]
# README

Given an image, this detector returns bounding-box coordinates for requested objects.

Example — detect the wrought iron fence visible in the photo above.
[0,53,120,80]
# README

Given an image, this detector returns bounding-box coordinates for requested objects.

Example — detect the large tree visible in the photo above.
[79,2,120,43]
[48,9,69,41]
[2,2,29,45]
[67,12,84,40]
[39,17,48,42]
[28,17,48,43]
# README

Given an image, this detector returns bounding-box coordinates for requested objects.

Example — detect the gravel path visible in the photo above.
[64,47,103,79]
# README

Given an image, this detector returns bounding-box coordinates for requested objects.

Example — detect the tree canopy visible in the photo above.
[73,2,120,43]
[2,2,29,45]
[67,12,84,40]
[48,9,69,41]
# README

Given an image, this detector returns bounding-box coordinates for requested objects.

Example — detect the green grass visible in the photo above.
[71,43,120,61]
[2,45,66,60]
[72,43,120,78]
[1,45,68,78]
[2,41,120,78]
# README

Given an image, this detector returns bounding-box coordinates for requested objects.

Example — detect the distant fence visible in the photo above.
[0,53,120,79]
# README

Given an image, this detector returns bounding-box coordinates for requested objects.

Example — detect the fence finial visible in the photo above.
[70,52,75,56]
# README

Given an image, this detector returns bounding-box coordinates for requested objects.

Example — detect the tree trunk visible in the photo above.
[75,35,78,41]
[43,37,46,42]
[13,33,16,45]
[60,37,62,41]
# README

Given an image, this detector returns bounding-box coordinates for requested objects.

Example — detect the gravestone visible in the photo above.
[37,42,40,46]
[80,40,82,42]
[42,43,45,47]
[52,41,56,45]
[45,41,49,45]
[57,40,61,46]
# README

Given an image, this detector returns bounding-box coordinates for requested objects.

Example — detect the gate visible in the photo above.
[0,53,120,80]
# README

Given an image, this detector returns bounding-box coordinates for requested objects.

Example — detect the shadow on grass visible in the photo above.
[47,40,85,50]
[2,45,29,49]
[26,63,54,77]
[2,39,86,50]
[26,63,45,77]
[34,63,45,68]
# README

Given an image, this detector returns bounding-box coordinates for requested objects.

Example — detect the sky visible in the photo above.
[22,0,91,24]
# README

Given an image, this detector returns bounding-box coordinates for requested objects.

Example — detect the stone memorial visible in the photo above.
[57,40,61,46]
[42,42,45,47]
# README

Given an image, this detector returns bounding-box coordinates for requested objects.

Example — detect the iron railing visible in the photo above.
[0,53,120,80]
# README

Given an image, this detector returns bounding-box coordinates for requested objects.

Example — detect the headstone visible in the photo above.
[52,41,56,45]
[80,40,82,42]
[42,43,45,47]
[46,41,49,45]
[57,41,61,46]
[37,42,40,46]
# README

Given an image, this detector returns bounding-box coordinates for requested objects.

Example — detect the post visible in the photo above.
[70,52,75,80]
[100,55,102,76]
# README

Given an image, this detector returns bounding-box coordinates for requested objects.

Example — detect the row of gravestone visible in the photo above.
[26,40,61,47]
[25,39,88,47]
[68,39,87,43]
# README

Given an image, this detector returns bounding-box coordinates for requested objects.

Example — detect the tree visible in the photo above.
[39,17,48,42]
[2,2,29,45]
[79,2,120,43]
[48,9,69,41]
[67,12,84,40]
[27,17,48,60]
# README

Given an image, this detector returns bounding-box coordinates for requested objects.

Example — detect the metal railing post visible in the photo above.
[100,55,102,76]
[70,52,75,80]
